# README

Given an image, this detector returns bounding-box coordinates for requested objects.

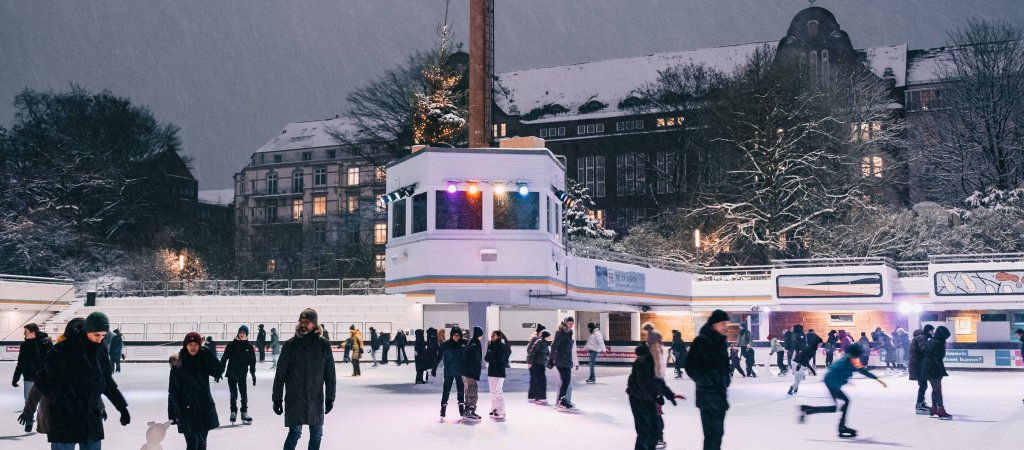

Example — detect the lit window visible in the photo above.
[347,167,360,185]
[292,199,304,220]
[656,118,666,127]
[587,209,606,228]
[493,123,499,138]
[374,223,387,244]
[374,253,386,273]
[346,196,359,213]
[861,155,884,178]
[376,167,386,182]
[313,195,326,216]
[500,122,507,137]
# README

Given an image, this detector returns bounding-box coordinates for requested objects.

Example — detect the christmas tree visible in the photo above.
[412,8,466,146]
[563,179,616,242]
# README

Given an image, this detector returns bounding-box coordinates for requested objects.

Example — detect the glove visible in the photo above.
[170,419,178,425]
[877,379,887,388]
[575,365,579,371]
[17,410,33,426]
[325,401,334,414]
[252,376,257,386]
[101,409,108,421]
[119,408,131,426]
[656,404,664,416]
[12,380,18,388]
[273,401,283,415]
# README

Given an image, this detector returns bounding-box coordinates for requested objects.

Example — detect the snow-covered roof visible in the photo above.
[906,46,953,86]
[860,43,907,87]
[198,189,235,206]
[255,117,357,153]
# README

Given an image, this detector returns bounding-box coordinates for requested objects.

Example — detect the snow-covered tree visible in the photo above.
[563,179,615,242]
[412,7,466,146]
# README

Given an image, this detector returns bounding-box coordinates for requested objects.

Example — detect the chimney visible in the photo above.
[469,0,494,148]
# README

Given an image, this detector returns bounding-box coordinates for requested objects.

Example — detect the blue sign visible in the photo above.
[596,266,646,293]
[995,350,1014,367]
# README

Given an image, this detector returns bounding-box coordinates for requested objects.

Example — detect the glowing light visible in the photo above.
[518,183,530,196]
[178,254,185,271]
[694,229,701,249]
[763,306,770,313]
[912,304,923,313]
[899,302,911,314]
[494,184,506,195]
[468,183,479,195]
[447,182,457,194]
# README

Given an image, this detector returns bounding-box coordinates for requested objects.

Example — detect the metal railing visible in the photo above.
[89,278,385,298]
[696,265,773,281]
[771,257,897,269]
[929,252,1024,264]
[103,320,394,342]
[570,245,698,272]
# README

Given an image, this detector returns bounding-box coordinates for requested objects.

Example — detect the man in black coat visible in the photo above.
[394,330,409,365]
[461,326,484,420]
[256,324,267,363]
[13,323,51,432]
[108,329,125,373]
[548,317,577,409]
[273,309,336,450]
[169,331,223,450]
[685,309,731,450]
[629,343,684,450]
[381,331,392,364]
[221,325,257,423]
[31,312,130,448]
[908,324,934,414]
[414,329,429,384]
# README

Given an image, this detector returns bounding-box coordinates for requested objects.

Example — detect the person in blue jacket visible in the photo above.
[798,344,886,438]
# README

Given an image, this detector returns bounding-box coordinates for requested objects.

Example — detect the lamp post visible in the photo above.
[694,229,701,260]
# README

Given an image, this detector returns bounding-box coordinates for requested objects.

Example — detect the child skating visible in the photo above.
[729,345,746,378]
[798,344,886,438]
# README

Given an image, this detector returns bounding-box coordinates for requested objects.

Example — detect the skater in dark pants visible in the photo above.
[109,329,124,373]
[426,328,440,377]
[273,309,336,450]
[824,330,838,368]
[439,327,467,421]
[685,309,731,450]
[381,331,391,364]
[527,330,551,403]
[394,330,409,365]
[728,346,746,378]
[743,346,756,378]
[584,322,607,383]
[670,330,687,379]
[414,329,429,384]
[169,332,224,450]
[549,317,577,410]
[769,334,786,375]
[788,328,823,395]
[922,326,952,419]
[256,324,267,363]
[350,327,364,376]
[628,343,684,450]
[908,324,934,414]
[220,325,256,424]
[798,344,886,438]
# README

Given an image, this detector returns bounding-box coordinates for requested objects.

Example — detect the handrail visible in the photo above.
[929,253,1024,264]
[86,278,386,298]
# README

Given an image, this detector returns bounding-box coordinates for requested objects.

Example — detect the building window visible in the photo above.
[829,313,855,326]
[539,128,548,137]
[656,151,677,194]
[577,156,606,198]
[821,49,830,80]
[861,155,884,178]
[347,167,360,186]
[374,253,386,273]
[346,196,359,213]
[314,168,327,186]
[374,222,387,244]
[265,205,278,223]
[327,149,337,159]
[313,225,326,243]
[616,153,646,196]
[617,120,643,131]
[492,122,508,138]
[302,152,312,161]
[313,195,326,216]
[587,209,606,228]
[273,154,282,163]
[291,199,303,221]
[656,117,684,128]
[906,89,943,112]
[292,170,304,192]
[557,127,566,136]
[577,125,585,134]
[435,190,483,230]
[412,192,427,233]
[392,199,407,238]
[266,173,278,194]
[375,167,386,182]
[494,192,540,230]
[577,124,606,135]
[850,122,882,143]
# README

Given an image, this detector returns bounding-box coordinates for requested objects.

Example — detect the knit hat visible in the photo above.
[740,322,748,330]
[238,325,250,336]
[472,326,484,339]
[183,332,203,346]
[540,330,551,339]
[536,324,546,333]
[84,312,110,333]
[707,309,730,325]
[299,308,318,324]
[349,324,356,331]
[923,324,934,332]
[563,316,575,326]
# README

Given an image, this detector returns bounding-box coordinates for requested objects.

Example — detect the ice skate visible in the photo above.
[241,411,252,424]
[465,406,481,421]
[838,426,857,438]
[787,386,797,396]
[230,410,237,424]
[440,404,447,422]
[656,439,667,449]
[933,406,952,420]
[586,378,596,384]
[915,401,930,415]
[798,405,810,423]
[556,397,576,412]
[457,402,466,422]
[492,411,505,420]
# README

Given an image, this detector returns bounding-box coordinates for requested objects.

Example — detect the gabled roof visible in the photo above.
[255,117,358,153]
[859,43,907,87]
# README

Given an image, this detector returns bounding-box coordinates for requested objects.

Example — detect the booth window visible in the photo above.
[392,199,407,238]
[436,190,483,230]
[412,192,428,233]
[494,192,539,229]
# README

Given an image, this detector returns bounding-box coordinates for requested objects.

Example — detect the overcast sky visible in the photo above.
[2,0,1022,189]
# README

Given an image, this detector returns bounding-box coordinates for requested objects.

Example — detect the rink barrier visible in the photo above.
[81,278,387,298]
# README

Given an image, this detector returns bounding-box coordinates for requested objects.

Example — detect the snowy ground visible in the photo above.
[1,362,1021,449]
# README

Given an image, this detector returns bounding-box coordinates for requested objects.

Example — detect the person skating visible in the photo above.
[349,326,364,376]
[272,308,336,450]
[769,334,786,375]
[341,332,352,363]
[736,323,752,354]
[205,336,218,359]
[108,329,124,373]
[462,326,484,421]
[585,322,607,383]
[368,327,380,367]
[319,325,329,342]
[485,330,509,419]
[743,345,756,378]
[1017,329,1024,404]
[380,331,391,364]
[394,330,409,365]
[685,309,731,450]
[838,330,853,352]
[220,325,256,424]
[909,324,934,414]
[643,322,669,448]
[270,327,281,369]
[788,327,823,395]
[549,317,577,411]
[857,332,871,366]
[426,327,440,378]
[527,329,551,403]
[824,330,838,367]
[168,331,224,450]
[13,323,52,432]
[798,344,886,438]
[628,343,685,450]
[31,312,131,449]
[256,324,267,363]
[922,325,952,419]
[432,329,446,375]
[439,326,467,422]
[414,329,430,384]
[783,328,794,371]
[670,330,688,379]
[882,333,898,371]
[729,346,746,378]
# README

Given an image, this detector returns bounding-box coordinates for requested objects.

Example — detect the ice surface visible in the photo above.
[1,362,1020,449]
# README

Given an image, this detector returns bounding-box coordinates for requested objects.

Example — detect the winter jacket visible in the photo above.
[737,327,752,349]
[908,329,931,381]
[824,332,838,353]
[462,327,484,380]
[270,330,281,355]
[394,331,408,347]
[426,328,440,366]
[220,338,256,382]
[528,337,551,366]
[685,322,731,411]
[856,336,870,352]
[14,332,52,384]
[921,327,950,380]
[108,332,124,361]
[791,325,807,352]
[627,344,677,403]
[549,325,575,368]
[486,339,508,378]
[204,340,218,358]
[441,337,467,378]
[370,330,380,351]
[794,331,823,366]
[838,330,853,351]
[670,334,688,361]
[824,355,877,390]
[350,330,364,360]
[783,330,794,351]
[256,328,267,346]
[585,329,607,353]
[882,336,898,363]
[769,337,784,354]
[414,330,430,371]
[32,328,129,444]
[168,347,222,434]
[272,327,336,427]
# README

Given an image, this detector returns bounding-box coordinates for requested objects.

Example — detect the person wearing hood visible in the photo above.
[909,324,934,414]
[894,327,910,371]
[838,330,853,352]
[272,308,336,450]
[527,328,551,403]
[414,329,430,384]
[670,330,688,379]
[270,327,282,369]
[426,328,440,378]
[856,332,871,366]
[798,343,886,438]
[380,330,392,365]
[585,322,607,384]
[14,323,52,433]
[394,330,409,365]
[108,329,124,373]
[685,309,731,450]
[256,324,267,363]
[922,325,952,419]
[628,343,685,450]
[205,336,218,360]
[737,322,752,351]
[439,326,467,421]
[368,327,380,367]
[782,328,794,371]
[485,330,509,419]
[824,330,838,367]
[461,326,484,420]
[549,316,577,410]
[788,326,824,395]
[220,325,257,424]
[349,326,364,377]
[169,331,224,450]
[30,312,131,449]
[805,328,820,367]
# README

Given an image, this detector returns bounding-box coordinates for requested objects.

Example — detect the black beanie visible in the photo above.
[84,312,110,333]
[707,309,730,326]
[299,308,318,324]
[536,324,546,333]
[923,324,934,332]
[541,330,551,339]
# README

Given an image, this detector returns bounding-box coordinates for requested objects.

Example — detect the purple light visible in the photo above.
[447,182,457,194]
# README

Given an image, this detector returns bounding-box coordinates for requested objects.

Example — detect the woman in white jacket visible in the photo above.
[584,322,607,383]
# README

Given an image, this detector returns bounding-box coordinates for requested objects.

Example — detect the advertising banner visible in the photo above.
[595,266,646,293]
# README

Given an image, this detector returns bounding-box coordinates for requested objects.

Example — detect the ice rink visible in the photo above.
[1,361,1021,449]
